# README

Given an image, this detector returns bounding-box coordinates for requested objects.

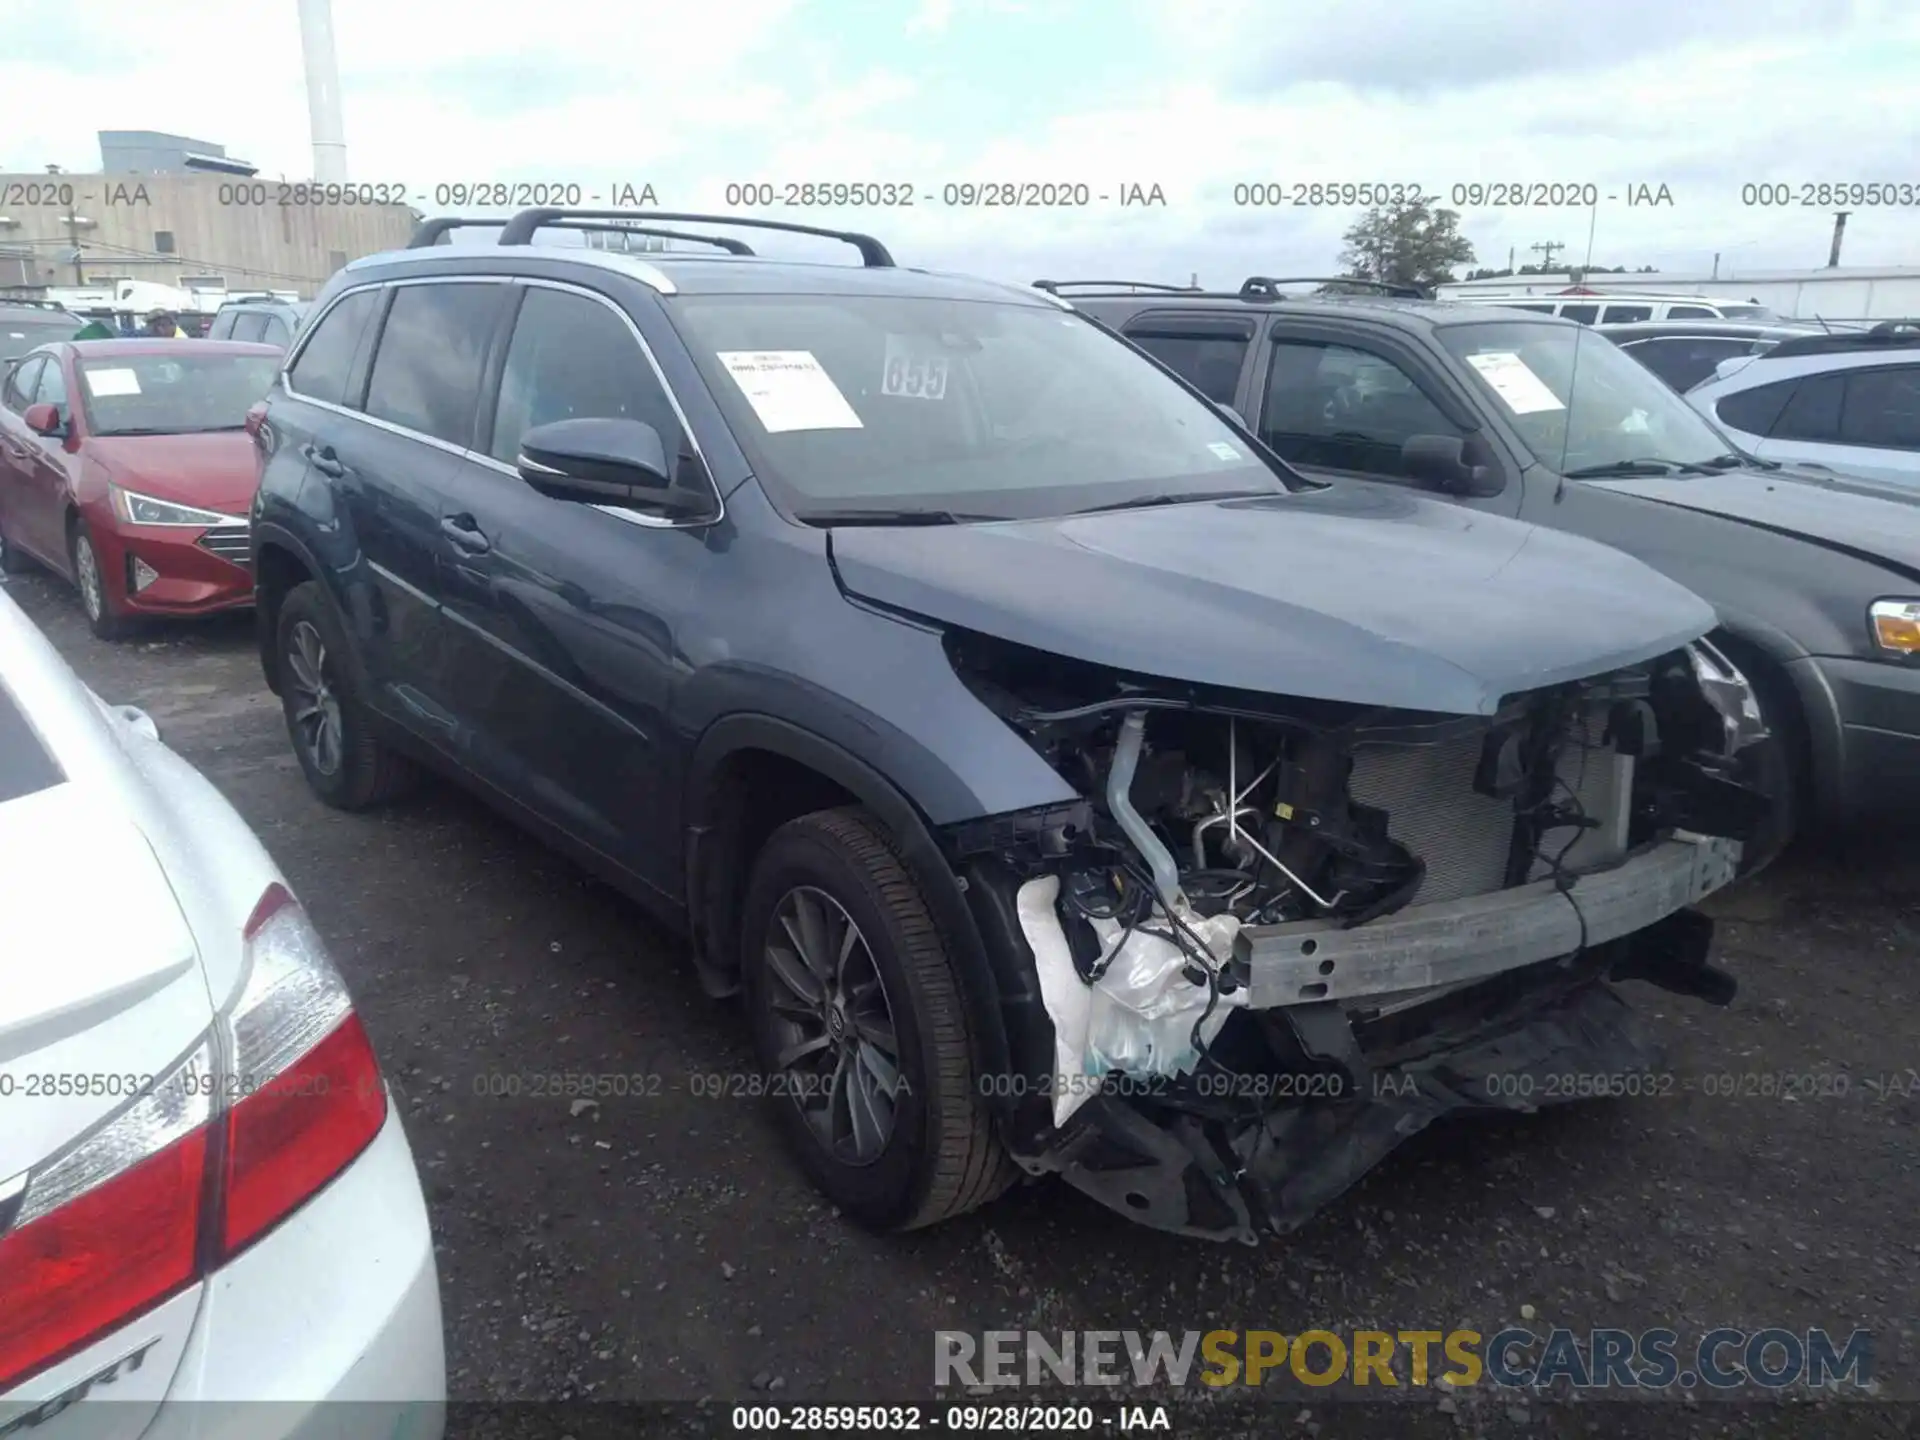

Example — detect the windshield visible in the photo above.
[1436,320,1743,474]
[666,295,1292,519]
[0,320,79,361]
[76,353,282,436]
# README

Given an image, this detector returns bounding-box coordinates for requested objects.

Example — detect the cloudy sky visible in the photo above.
[4,0,1918,286]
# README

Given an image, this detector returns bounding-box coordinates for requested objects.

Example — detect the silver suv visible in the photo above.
[205,295,307,351]
[1686,322,1920,483]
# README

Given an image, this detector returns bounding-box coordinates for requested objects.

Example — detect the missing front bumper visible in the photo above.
[1032,978,1670,1244]
[1236,834,1741,1009]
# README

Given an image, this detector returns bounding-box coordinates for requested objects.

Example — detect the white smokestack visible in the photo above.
[297,0,348,182]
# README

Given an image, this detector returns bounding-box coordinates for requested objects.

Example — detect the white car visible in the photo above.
[0,588,445,1439]
[1684,323,1920,484]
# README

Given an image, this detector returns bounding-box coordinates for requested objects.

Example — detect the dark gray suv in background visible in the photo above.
[248,210,1767,1243]
[1061,279,1920,868]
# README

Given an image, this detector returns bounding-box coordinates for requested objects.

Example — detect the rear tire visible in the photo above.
[275,580,418,810]
[69,521,127,640]
[740,806,1012,1231]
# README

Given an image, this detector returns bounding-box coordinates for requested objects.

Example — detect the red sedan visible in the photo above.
[0,339,281,638]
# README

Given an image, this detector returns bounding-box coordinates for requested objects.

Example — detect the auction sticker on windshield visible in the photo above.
[1208,441,1243,461]
[1465,351,1564,415]
[717,350,863,433]
[83,367,142,397]
[881,335,949,399]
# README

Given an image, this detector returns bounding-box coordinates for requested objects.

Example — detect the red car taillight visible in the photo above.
[0,885,386,1394]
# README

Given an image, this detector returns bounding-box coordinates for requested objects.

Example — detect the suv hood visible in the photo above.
[827,485,1714,715]
[1595,466,1920,580]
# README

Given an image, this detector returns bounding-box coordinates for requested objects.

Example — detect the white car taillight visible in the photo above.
[0,884,387,1394]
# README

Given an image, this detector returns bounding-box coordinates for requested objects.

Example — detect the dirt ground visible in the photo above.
[11,567,1917,1440]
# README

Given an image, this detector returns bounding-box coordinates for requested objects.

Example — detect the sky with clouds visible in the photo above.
[4,0,1919,286]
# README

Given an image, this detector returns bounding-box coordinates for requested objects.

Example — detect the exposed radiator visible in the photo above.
[1348,732,1515,905]
[1347,704,1632,906]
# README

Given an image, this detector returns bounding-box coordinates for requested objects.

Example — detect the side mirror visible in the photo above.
[1210,398,1244,425]
[517,417,711,518]
[23,403,63,437]
[244,401,269,438]
[1401,432,1503,498]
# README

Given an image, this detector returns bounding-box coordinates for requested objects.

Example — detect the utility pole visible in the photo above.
[1530,240,1565,271]
[64,201,83,285]
[1828,211,1850,268]
[1712,252,1720,279]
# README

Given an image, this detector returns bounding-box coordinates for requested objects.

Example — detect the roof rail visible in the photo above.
[406,214,758,255]
[1240,275,1431,300]
[486,208,893,266]
[1764,320,1920,360]
[1031,279,1203,295]
[0,295,77,312]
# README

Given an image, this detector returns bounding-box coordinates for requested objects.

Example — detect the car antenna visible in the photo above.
[1554,206,1604,502]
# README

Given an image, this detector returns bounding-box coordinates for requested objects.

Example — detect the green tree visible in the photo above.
[1338,199,1476,289]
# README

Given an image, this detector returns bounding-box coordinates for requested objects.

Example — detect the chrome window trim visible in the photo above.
[285,272,723,528]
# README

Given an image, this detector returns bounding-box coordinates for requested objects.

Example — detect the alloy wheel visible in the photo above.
[285,619,345,776]
[762,884,904,1165]
[74,535,104,621]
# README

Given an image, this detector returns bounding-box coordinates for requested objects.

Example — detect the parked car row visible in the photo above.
[1,213,1910,1287]
[227,210,1782,1249]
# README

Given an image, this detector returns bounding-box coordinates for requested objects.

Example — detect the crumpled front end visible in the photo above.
[937,632,1771,1243]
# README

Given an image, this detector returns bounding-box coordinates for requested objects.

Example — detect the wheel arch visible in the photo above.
[250,523,324,695]
[683,713,1014,1097]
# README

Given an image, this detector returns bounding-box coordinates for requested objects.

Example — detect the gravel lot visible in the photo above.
[11,567,1918,1439]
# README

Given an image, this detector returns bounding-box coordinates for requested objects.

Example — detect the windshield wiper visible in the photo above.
[792,507,1000,527]
[1561,457,1720,479]
[1703,451,1779,471]
[1072,488,1276,515]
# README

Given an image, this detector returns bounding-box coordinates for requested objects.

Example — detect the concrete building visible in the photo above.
[0,132,417,301]
[98,130,259,177]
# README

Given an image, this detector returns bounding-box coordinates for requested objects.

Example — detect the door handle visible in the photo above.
[305,444,345,478]
[439,513,492,554]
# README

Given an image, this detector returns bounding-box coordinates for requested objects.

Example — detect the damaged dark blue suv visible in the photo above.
[249,210,1770,1243]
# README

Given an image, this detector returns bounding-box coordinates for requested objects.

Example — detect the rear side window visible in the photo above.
[1558,304,1599,325]
[1601,305,1653,324]
[1773,374,1844,442]
[486,287,685,470]
[207,311,235,340]
[229,312,270,343]
[1714,378,1797,436]
[364,283,505,445]
[1839,367,1920,450]
[1667,305,1717,319]
[1121,325,1252,405]
[261,315,291,348]
[288,288,380,406]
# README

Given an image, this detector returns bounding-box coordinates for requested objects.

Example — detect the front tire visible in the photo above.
[276,580,418,810]
[740,806,1011,1231]
[69,522,126,640]
[0,518,30,575]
